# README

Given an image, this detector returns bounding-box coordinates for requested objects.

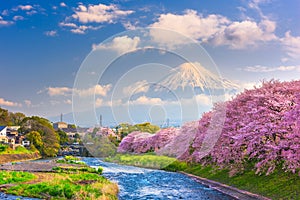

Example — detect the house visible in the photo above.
[0,126,7,136]
[6,127,19,137]
[22,139,30,147]
[61,128,77,138]
[0,126,8,143]
[53,122,68,130]
[7,126,20,131]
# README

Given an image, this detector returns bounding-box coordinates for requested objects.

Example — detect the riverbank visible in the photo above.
[0,157,119,199]
[0,152,41,164]
[106,154,299,200]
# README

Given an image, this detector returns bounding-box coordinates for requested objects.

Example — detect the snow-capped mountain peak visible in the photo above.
[158,62,239,91]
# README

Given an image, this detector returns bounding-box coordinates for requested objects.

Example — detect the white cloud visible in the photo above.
[239,81,261,90]
[46,84,111,97]
[194,94,212,106]
[240,64,299,72]
[24,100,32,107]
[281,31,300,59]
[248,0,271,18]
[0,16,14,26]
[123,80,150,95]
[44,30,58,37]
[70,29,84,34]
[149,10,230,47]
[92,35,140,54]
[149,9,277,49]
[59,22,77,28]
[45,84,112,98]
[2,10,9,16]
[95,98,103,107]
[60,2,67,7]
[130,96,164,105]
[64,99,72,104]
[59,22,101,34]
[50,100,60,106]
[13,15,24,21]
[26,10,37,16]
[122,21,136,30]
[211,19,277,49]
[95,98,122,107]
[76,84,112,97]
[72,25,101,34]
[0,98,21,107]
[17,5,33,11]
[72,3,133,24]
[47,87,72,96]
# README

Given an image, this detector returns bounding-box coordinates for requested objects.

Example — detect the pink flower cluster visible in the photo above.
[118,80,300,175]
[190,80,300,175]
[117,127,179,153]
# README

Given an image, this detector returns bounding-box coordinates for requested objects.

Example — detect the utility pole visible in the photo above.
[99,114,102,127]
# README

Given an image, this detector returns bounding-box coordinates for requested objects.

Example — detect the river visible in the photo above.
[84,157,234,200]
[0,157,235,200]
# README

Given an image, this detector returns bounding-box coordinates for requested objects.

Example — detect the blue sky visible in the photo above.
[0,0,299,126]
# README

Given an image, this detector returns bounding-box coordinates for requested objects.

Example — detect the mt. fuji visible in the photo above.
[157,62,239,92]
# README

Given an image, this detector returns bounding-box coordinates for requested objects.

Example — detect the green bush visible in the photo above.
[0,171,35,184]
[0,144,8,152]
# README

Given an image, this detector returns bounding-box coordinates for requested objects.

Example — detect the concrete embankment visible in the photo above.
[181,172,271,200]
[0,152,41,164]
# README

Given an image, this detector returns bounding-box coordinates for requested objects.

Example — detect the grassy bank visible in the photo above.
[0,158,118,200]
[0,145,35,155]
[0,144,41,164]
[107,153,300,200]
[164,161,300,199]
[0,152,41,164]
[105,153,176,169]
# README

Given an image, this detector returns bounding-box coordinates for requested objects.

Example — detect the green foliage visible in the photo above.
[56,156,86,165]
[8,181,81,199]
[5,170,114,200]
[57,129,69,144]
[0,144,8,152]
[0,171,35,184]
[0,107,10,125]
[116,122,160,139]
[26,131,43,150]
[162,160,188,172]
[52,165,103,175]
[83,134,117,158]
[9,112,26,126]
[105,153,176,169]
[21,116,60,157]
[0,145,35,154]
[68,124,77,129]
[0,107,25,125]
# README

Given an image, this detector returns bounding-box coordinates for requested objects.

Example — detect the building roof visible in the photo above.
[0,126,6,131]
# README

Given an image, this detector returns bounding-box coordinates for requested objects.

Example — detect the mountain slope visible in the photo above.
[157,62,239,91]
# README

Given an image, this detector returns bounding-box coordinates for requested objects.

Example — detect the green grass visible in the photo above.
[2,168,117,200]
[164,160,300,200]
[52,166,103,174]
[0,171,35,184]
[105,153,177,169]
[56,156,86,165]
[0,145,36,155]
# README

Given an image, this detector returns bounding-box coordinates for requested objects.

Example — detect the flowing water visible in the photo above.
[83,157,235,200]
[0,157,235,200]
